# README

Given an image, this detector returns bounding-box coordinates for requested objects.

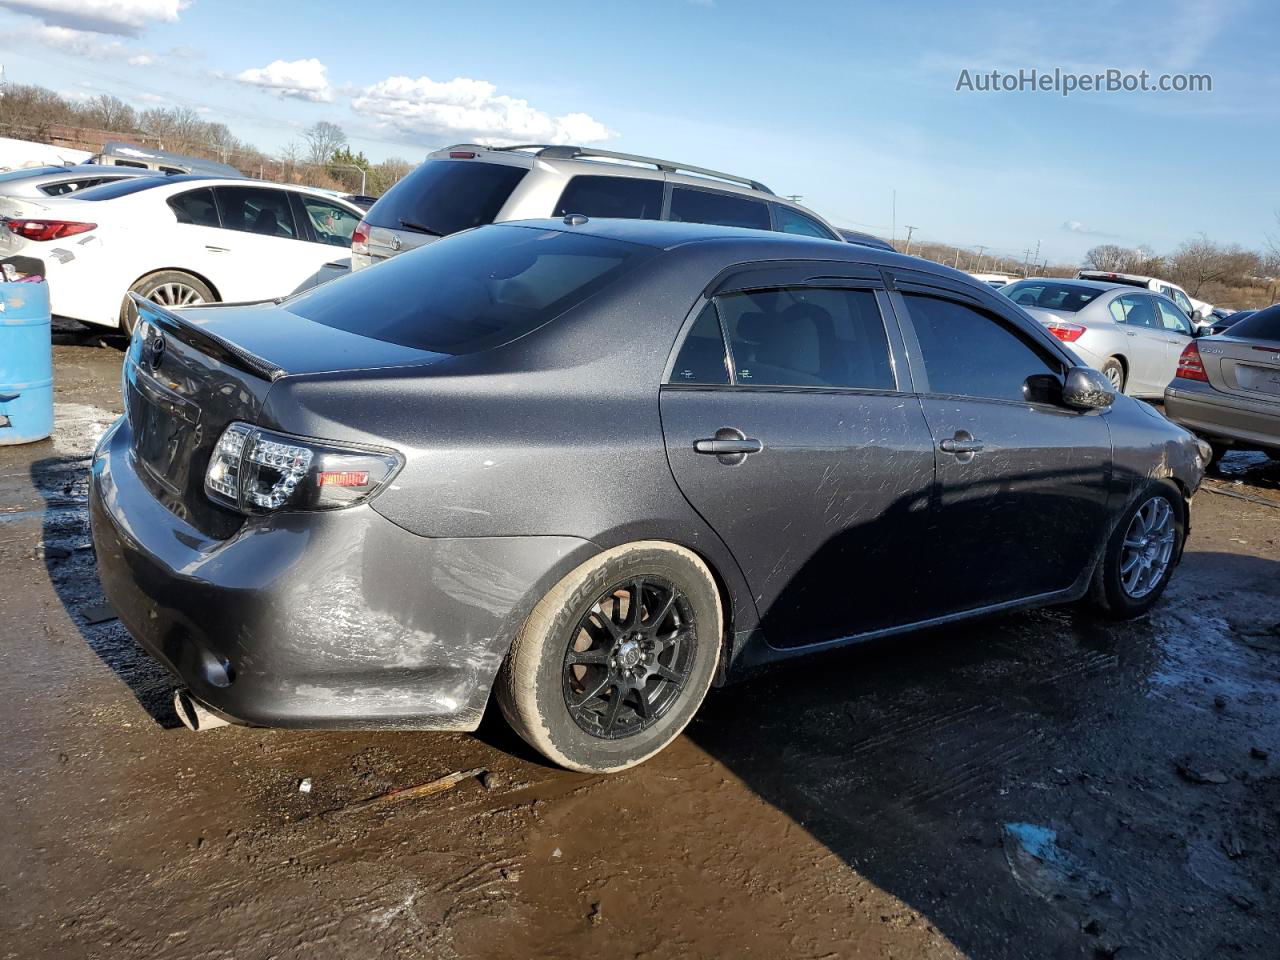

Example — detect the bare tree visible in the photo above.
[84,94,136,132]
[1084,244,1129,271]
[303,121,347,167]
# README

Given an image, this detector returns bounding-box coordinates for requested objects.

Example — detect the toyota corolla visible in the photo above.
[90,218,1208,773]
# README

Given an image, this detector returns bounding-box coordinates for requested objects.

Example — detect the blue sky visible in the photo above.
[0,0,1276,263]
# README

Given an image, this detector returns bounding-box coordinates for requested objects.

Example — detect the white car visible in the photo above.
[0,164,159,211]
[1077,270,1214,326]
[0,175,364,330]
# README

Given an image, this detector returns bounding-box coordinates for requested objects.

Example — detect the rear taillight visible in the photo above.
[5,219,97,242]
[351,219,370,256]
[1176,341,1209,381]
[1045,322,1086,343]
[205,422,402,513]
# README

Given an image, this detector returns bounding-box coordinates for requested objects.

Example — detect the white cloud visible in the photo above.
[0,0,188,36]
[351,74,613,145]
[20,23,153,62]
[1062,220,1116,238]
[235,58,333,103]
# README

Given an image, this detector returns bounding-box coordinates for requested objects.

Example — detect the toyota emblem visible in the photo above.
[390,233,403,251]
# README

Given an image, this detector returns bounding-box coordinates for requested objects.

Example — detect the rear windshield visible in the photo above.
[1226,304,1280,342]
[1003,281,1104,313]
[365,160,527,236]
[284,225,657,354]
[72,176,171,200]
[0,165,64,183]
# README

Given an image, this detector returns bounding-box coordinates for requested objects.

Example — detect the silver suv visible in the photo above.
[351,144,840,269]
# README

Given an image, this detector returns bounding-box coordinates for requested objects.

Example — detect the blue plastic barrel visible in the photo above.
[0,282,54,446]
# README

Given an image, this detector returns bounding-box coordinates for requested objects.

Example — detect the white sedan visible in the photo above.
[0,175,363,330]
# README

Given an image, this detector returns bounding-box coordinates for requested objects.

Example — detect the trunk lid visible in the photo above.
[123,297,445,536]
[1199,334,1280,405]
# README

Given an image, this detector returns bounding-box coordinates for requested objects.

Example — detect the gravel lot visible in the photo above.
[2,334,1278,959]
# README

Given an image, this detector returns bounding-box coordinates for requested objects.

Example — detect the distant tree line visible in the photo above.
[0,83,413,197]
[1083,237,1280,309]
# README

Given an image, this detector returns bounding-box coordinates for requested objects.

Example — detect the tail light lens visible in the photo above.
[1176,341,1209,381]
[205,422,402,513]
[351,219,370,256]
[1044,322,1086,343]
[5,219,97,242]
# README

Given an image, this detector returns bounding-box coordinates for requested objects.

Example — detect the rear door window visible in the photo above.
[669,304,731,385]
[714,287,896,389]
[903,293,1060,401]
[365,160,527,235]
[1112,294,1158,328]
[554,175,663,220]
[213,186,298,239]
[773,205,835,239]
[285,225,657,354]
[669,187,770,230]
[168,187,219,227]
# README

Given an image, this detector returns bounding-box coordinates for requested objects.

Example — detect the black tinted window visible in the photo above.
[554,175,663,220]
[39,176,125,196]
[670,304,730,385]
[669,187,770,230]
[168,188,219,227]
[286,225,656,354]
[715,287,895,389]
[1228,304,1280,342]
[904,294,1059,401]
[1003,281,1103,313]
[774,205,834,239]
[214,186,296,238]
[366,160,527,235]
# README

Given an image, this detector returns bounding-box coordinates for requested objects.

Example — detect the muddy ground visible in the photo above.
[1,333,1278,960]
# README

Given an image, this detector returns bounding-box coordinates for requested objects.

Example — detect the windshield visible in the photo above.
[1225,304,1280,342]
[0,165,64,183]
[365,160,528,236]
[72,175,176,200]
[1002,281,1104,313]
[285,225,657,354]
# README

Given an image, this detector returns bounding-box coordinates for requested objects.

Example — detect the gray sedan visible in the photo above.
[89,219,1207,773]
[1002,278,1197,397]
[1165,304,1280,461]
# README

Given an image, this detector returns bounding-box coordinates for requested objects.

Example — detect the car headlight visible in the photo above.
[205,422,402,513]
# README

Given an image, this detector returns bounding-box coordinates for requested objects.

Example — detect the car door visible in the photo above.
[1109,294,1168,394]
[1153,298,1195,388]
[660,273,936,647]
[207,185,325,300]
[889,279,1112,618]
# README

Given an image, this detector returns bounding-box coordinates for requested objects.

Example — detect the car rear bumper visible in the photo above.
[89,416,595,730]
[1164,381,1280,452]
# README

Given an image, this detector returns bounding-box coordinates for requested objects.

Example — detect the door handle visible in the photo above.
[694,428,761,465]
[1125,331,1137,337]
[694,438,762,455]
[205,245,230,253]
[939,432,984,456]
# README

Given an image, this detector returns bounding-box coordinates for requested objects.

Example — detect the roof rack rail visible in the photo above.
[485,144,774,195]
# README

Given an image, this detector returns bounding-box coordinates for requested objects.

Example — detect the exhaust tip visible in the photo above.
[173,688,230,732]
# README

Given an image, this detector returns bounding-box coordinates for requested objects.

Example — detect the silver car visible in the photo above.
[1165,304,1280,461]
[1002,278,1197,397]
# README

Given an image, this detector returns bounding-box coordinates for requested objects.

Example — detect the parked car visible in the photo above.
[1209,309,1255,335]
[90,217,1206,773]
[970,272,1017,287]
[351,143,840,269]
[837,228,895,251]
[0,175,364,330]
[0,164,159,212]
[1077,270,1213,324]
[1002,278,1198,396]
[90,141,243,178]
[1165,304,1280,463]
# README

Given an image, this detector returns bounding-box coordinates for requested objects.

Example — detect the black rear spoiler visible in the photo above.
[129,293,287,382]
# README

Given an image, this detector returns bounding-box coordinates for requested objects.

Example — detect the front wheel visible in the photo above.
[1087,483,1185,619]
[121,271,216,334]
[496,542,722,773]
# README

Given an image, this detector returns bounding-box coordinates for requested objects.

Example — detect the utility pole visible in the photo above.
[891,189,896,246]
[903,225,917,256]
[973,245,987,273]
[953,248,962,269]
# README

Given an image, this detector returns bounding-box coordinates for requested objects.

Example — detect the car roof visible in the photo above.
[69,175,366,208]
[1014,276,1123,294]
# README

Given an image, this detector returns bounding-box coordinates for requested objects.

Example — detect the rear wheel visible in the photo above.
[1088,482,1184,619]
[121,271,216,335]
[496,542,722,773]
[1101,357,1126,392]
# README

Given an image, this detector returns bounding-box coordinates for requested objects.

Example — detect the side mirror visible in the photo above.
[1062,366,1116,410]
